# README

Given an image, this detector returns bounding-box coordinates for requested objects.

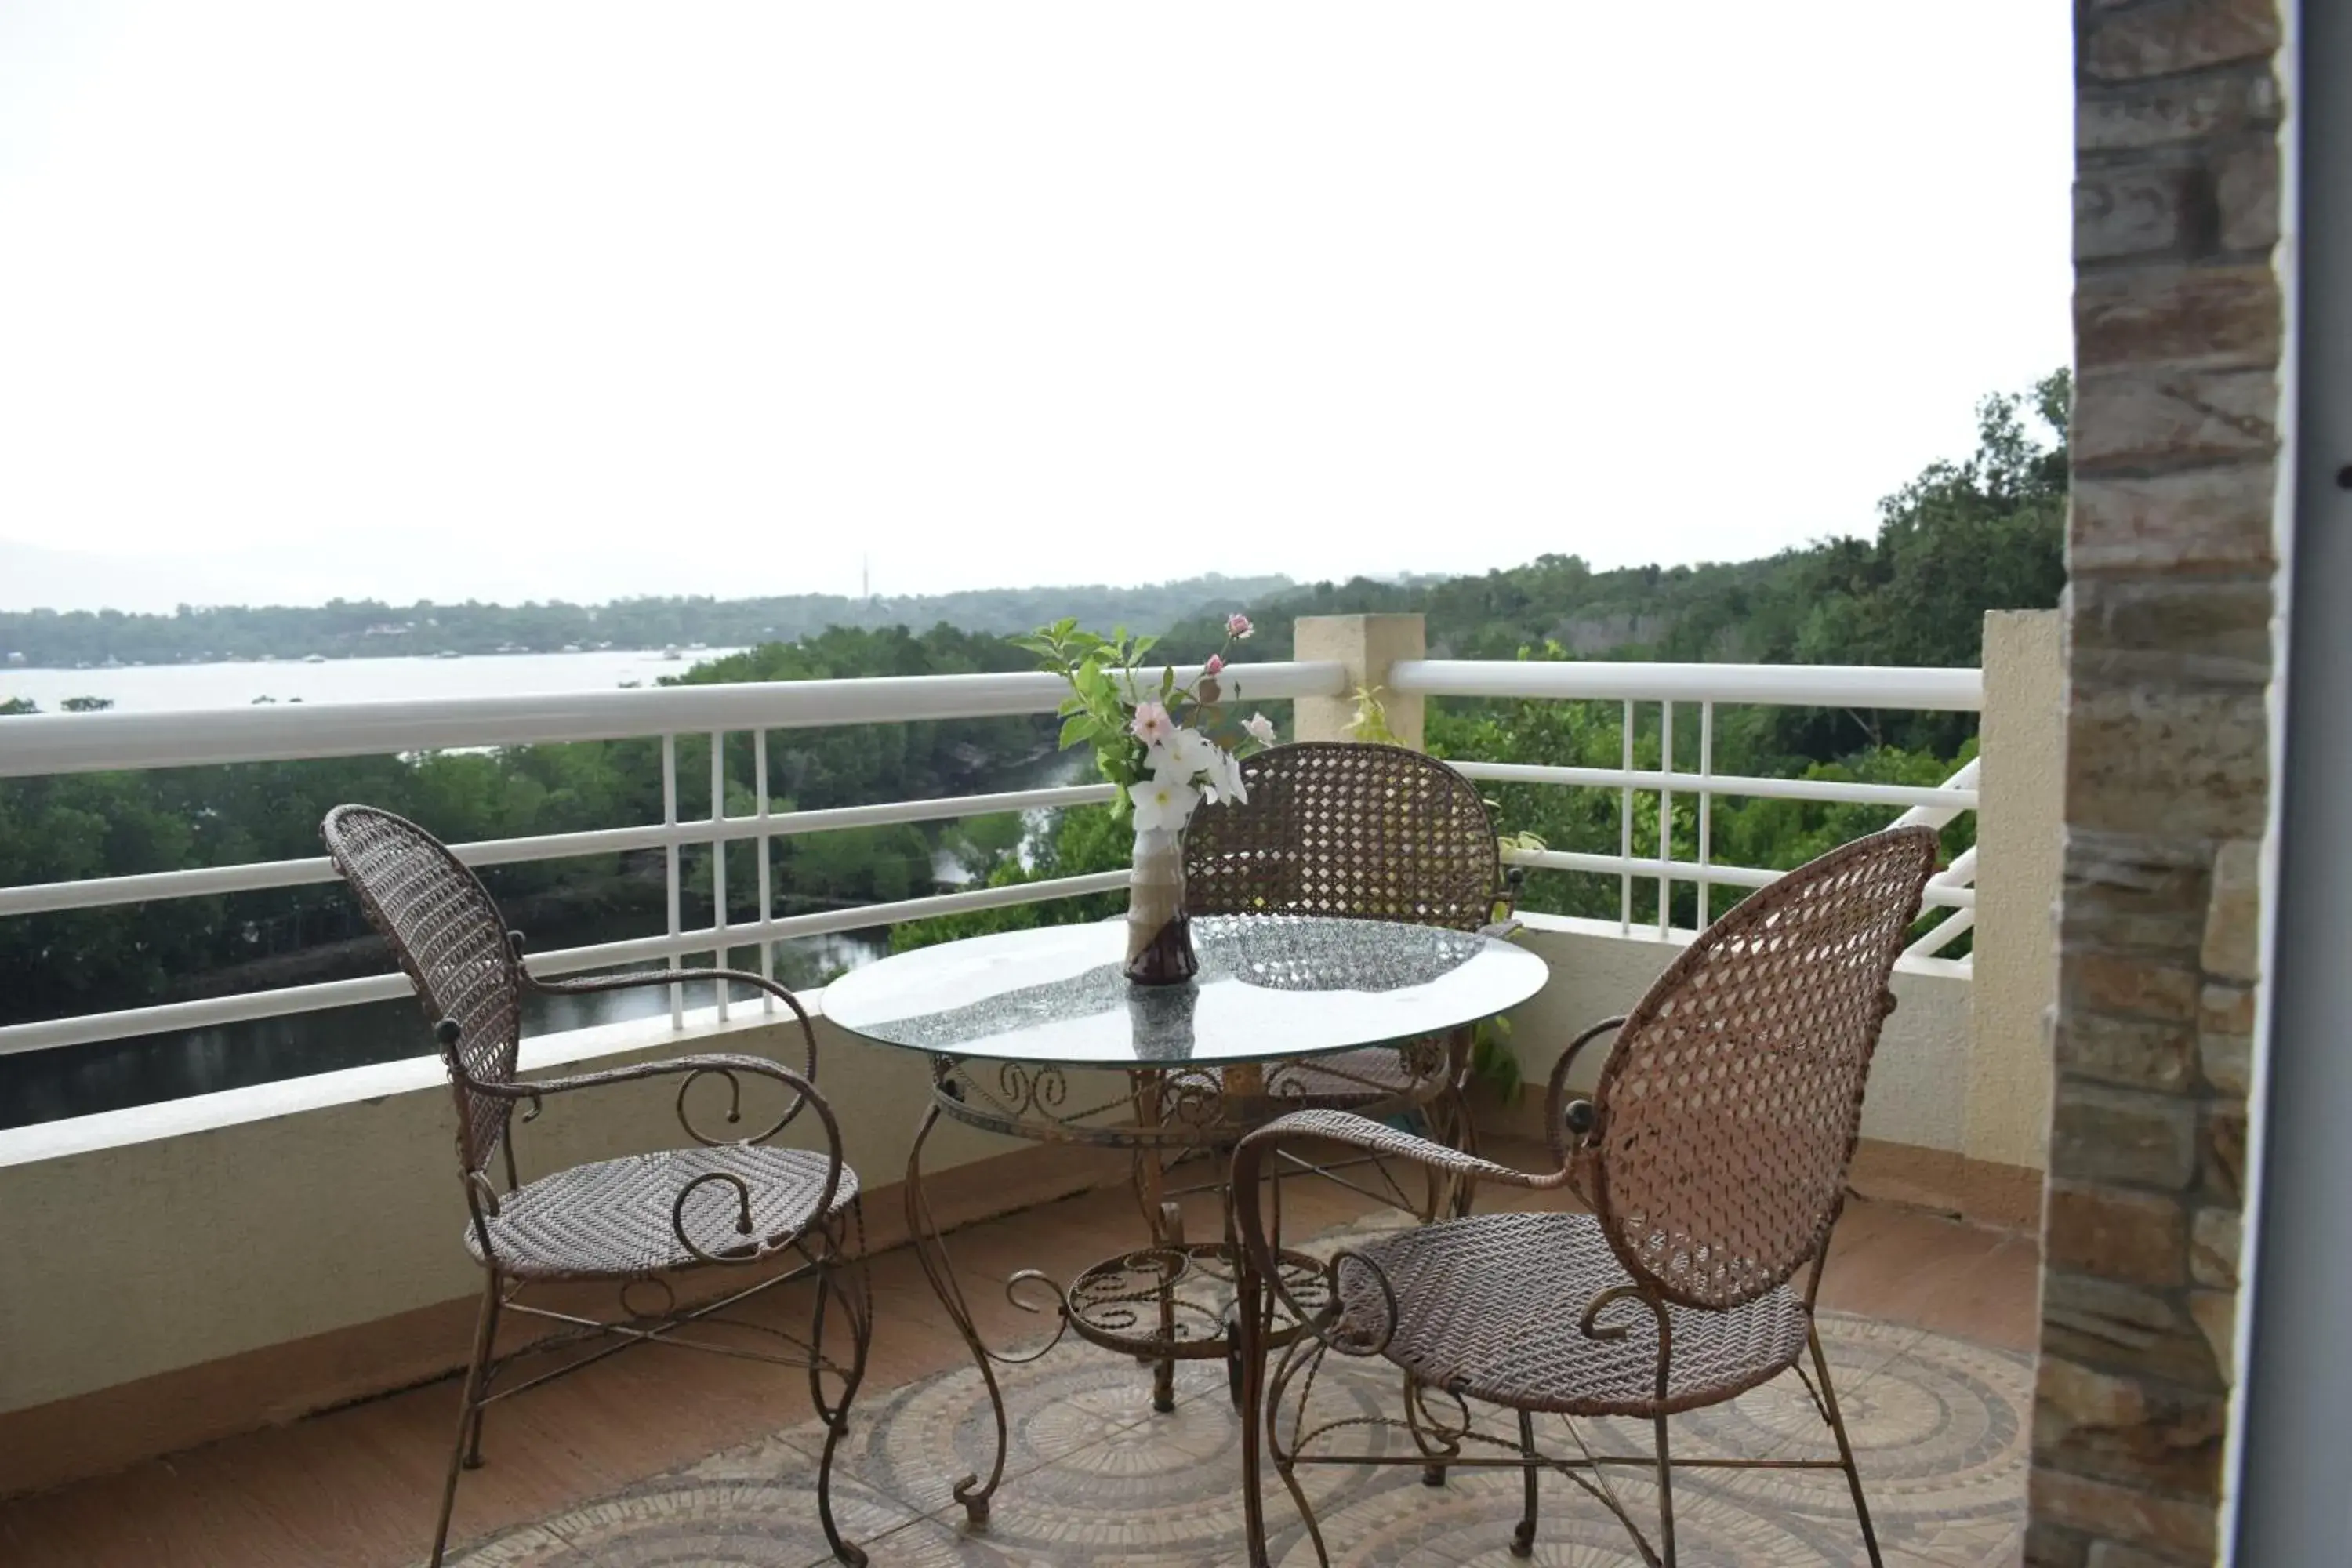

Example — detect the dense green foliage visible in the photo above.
[0,573,1292,669]
[895,372,2066,946]
[0,624,1062,1025]
[4,373,2063,1031]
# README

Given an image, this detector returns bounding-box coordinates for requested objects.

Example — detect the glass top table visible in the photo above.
[822,912,1552,1529]
[821,913,1549,1067]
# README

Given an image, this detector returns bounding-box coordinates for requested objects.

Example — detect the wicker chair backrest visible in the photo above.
[322,804,523,1174]
[1184,742,1503,932]
[1589,826,1940,1311]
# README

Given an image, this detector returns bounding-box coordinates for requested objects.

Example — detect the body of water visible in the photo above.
[2,656,1091,1129]
[2,648,742,713]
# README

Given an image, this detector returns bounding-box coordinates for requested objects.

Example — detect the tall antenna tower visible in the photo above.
[862,554,869,601]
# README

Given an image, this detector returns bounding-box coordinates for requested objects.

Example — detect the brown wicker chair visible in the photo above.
[321,804,872,1568]
[1184,739,1520,1186]
[1232,825,1940,1566]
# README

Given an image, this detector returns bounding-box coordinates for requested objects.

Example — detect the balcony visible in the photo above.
[0,612,2060,1565]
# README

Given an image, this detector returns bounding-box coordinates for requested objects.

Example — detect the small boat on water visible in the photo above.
[662,645,682,661]
[302,653,327,664]
[437,649,462,659]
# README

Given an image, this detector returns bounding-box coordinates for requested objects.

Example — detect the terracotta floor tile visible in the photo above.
[2,1152,2039,1568]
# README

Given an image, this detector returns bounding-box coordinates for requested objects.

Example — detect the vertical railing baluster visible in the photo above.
[1657,700,1674,938]
[1619,699,1634,935]
[755,728,775,1011]
[1697,700,1714,929]
[710,731,728,1025]
[662,733,682,1030]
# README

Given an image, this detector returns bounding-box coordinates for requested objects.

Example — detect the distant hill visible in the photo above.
[1166,371,2071,677]
[0,573,1296,669]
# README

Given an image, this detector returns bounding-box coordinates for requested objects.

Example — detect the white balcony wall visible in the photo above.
[0,613,2066,1493]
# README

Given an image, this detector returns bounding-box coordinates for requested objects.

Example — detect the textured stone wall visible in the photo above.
[2030,2,2286,1563]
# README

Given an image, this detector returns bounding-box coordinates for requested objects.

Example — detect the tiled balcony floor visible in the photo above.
[0,1139,2041,1567]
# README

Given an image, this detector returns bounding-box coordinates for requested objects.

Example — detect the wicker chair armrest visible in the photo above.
[469,1050,835,1159]
[517,960,819,1095]
[1543,1014,1628,1169]
[525,963,811,1021]
[1493,862,1527,923]
[1477,918,1523,940]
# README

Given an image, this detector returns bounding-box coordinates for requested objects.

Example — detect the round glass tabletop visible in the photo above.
[819,913,1550,1067]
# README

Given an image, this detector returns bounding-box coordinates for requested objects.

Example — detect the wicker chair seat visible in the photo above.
[1335,1210,1810,1417]
[1274,1045,1421,1100]
[1167,1044,1429,1113]
[466,1145,860,1280]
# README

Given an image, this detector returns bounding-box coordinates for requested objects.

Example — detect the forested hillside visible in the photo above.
[0,573,1293,668]
[1166,371,2070,675]
[4,372,2066,1025]
[896,371,2068,949]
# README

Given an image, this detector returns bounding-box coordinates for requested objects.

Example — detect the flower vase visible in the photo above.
[1124,825,1197,985]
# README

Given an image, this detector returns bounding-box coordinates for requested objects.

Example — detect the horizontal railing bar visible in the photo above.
[0,662,1348,779]
[1449,760,1978,812]
[1503,847,1975,909]
[1392,659,1983,710]
[1907,907,1977,958]
[1892,757,1980,831]
[0,782,1123,917]
[0,870,1130,1057]
[1929,845,1979,887]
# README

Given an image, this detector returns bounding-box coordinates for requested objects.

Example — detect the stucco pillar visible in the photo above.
[1290,614,1425,749]
[1965,609,2063,1174]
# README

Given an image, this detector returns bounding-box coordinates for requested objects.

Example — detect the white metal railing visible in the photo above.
[1390,660,1983,955]
[0,655,1984,1062]
[0,661,1345,1056]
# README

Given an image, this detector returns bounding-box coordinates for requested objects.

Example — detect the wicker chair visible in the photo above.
[1184,739,1520,1190]
[321,805,872,1568]
[1232,825,1940,1566]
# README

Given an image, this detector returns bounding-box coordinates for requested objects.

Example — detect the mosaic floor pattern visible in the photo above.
[443,1218,2031,1568]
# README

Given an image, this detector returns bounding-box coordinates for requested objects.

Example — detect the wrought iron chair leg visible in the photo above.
[814,1217,873,1568]
[1808,1324,1884,1568]
[1409,1369,1450,1487]
[1653,1412,1677,1568]
[430,1270,503,1567]
[1152,1198,1184,1414]
[462,1280,505,1469]
[1511,1408,1539,1557]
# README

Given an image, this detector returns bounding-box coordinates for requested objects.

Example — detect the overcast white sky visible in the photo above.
[0,2,2071,615]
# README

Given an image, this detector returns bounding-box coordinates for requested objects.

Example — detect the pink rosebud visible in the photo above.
[1226,613,1254,640]
[1129,701,1175,747]
[1204,653,1225,675]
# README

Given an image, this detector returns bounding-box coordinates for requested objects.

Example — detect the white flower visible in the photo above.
[1129,701,1174,747]
[1243,712,1277,747]
[1203,742,1249,806]
[1153,726,1218,784]
[1129,774,1200,833]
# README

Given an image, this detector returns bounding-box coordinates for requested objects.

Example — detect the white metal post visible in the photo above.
[755,728,775,1011]
[1619,699,1634,935]
[662,734,682,1029]
[1697,700,1714,928]
[1657,700,1674,938]
[710,731,728,1025]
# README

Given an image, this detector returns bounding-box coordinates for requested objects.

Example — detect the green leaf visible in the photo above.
[1059,713,1095,750]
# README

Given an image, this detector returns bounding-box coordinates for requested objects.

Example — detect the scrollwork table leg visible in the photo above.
[904,1099,1011,1526]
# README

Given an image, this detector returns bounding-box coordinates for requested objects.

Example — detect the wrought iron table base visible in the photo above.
[902,1055,1429,1526]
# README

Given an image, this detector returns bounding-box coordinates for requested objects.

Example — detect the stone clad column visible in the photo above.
[1289,614,1427,749]
[2032,2,2287,1563]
